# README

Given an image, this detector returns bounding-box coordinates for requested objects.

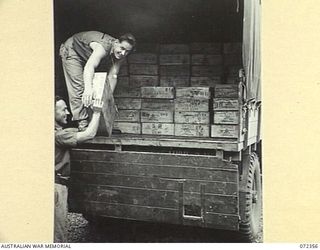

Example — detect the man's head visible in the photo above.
[55,96,70,126]
[113,33,136,60]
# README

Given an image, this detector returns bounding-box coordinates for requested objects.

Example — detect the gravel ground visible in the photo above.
[67,213,263,243]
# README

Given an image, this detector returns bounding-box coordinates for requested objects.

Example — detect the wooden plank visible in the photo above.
[142,123,174,135]
[129,75,159,87]
[114,86,141,98]
[160,65,190,76]
[115,98,141,110]
[223,54,242,66]
[191,54,223,65]
[192,65,223,77]
[190,42,222,54]
[115,110,140,122]
[159,54,190,65]
[71,149,238,170]
[70,161,238,182]
[176,87,211,99]
[136,43,159,53]
[214,111,240,125]
[175,98,209,112]
[175,124,210,137]
[160,44,189,54]
[129,64,158,75]
[175,112,210,124]
[70,172,238,195]
[214,84,241,98]
[160,76,190,87]
[223,42,242,54]
[70,185,238,214]
[141,99,175,111]
[113,122,141,134]
[128,53,157,64]
[213,99,240,110]
[211,125,240,139]
[116,76,129,86]
[141,87,175,99]
[141,111,174,123]
[190,76,221,87]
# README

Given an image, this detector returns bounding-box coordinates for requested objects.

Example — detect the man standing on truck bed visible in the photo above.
[54,95,104,242]
[60,31,136,131]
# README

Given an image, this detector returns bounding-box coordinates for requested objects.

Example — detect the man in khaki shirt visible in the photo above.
[54,95,103,242]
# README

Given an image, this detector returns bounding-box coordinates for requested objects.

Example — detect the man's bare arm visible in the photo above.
[107,61,122,93]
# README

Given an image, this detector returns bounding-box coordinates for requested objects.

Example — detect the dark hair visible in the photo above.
[119,33,137,51]
[55,95,65,104]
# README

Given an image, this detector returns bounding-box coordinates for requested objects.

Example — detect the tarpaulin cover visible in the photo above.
[242,0,261,101]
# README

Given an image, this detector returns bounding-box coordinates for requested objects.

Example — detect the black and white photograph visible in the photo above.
[54,0,262,243]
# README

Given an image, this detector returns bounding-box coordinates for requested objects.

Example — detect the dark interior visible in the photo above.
[54,0,243,97]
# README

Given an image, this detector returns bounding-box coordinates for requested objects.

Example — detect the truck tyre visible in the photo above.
[239,152,262,242]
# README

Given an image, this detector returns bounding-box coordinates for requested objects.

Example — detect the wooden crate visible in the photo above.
[160,76,190,87]
[115,110,140,122]
[175,124,210,137]
[141,87,175,99]
[141,111,174,123]
[213,111,240,125]
[192,66,223,77]
[128,53,157,64]
[129,64,158,75]
[176,87,211,99]
[141,99,175,111]
[130,75,159,87]
[160,65,190,76]
[223,43,242,54]
[142,123,174,135]
[175,111,210,124]
[213,99,240,110]
[159,54,190,65]
[159,44,189,54]
[223,54,242,66]
[114,86,141,98]
[115,98,141,110]
[136,43,159,53]
[118,65,128,76]
[225,65,242,78]
[116,76,129,86]
[190,76,221,87]
[211,124,243,140]
[214,84,242,98]
[191,54,223,65]
[175,98,209,112]
[190,42,222,54]
[113,122,141,134]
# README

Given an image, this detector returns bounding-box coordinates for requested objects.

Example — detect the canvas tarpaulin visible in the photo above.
[242,0,261,101]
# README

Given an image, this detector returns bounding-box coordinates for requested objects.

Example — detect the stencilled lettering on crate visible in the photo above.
[214,111,240,124]
[141,111,174,123]
[130,75,159,87]
[142,123,174,135]
[176,87,211,99]
[175,98,209,112]
[213,99,240,110]
[160,76,190,87]
[115,98,142,110]
[175,124,210,137]
[113,122,141,134]
[114,86,141,98]
[129,64,158,75]
[214,85,241,98]
[128,53,157,64]
[141,87,175,99]
[115,110,140,122]
[191,54,223,65]
[175,111,210,124]
[211,125,239,139]
[159,54,190,65]
[141,99,175,111]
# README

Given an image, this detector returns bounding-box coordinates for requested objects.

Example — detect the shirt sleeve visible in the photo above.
[55,128,78,147]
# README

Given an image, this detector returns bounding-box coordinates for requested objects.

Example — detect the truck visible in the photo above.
[55,0,262,243]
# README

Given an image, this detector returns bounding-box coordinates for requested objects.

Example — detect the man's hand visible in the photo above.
[92,99,104,113]
[82,88,94,107]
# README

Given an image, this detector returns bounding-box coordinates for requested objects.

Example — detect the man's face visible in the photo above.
[55,100,70,126]
[113,40,133,60]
